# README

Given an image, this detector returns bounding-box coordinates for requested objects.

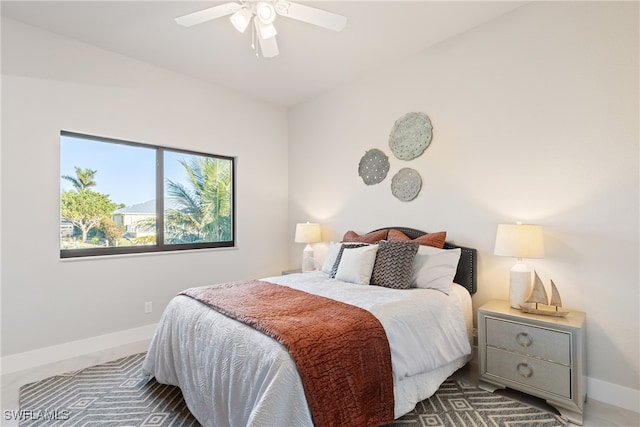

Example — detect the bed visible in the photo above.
[142,227,477,426]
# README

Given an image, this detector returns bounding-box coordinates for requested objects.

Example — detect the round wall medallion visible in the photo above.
[358,149,390,185]
[391,168,422,201]
[389,112,433,160]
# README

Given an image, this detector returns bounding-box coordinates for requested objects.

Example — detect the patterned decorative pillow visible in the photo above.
[342,229,388,244]
[329,243,368,278]
[387,229,447,249]
[370,240,420,289]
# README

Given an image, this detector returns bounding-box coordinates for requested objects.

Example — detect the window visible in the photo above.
[60,131,235,258]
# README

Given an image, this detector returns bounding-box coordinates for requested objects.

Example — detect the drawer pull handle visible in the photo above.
[516,332,532,348]
[517,362,533,378]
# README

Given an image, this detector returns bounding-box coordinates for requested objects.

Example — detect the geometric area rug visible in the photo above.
[385,378,567,427]
[19,353,199,427]
[19,353,567,427]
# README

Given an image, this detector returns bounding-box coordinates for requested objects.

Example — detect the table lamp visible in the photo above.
[295,222,322,272]
[494,222,544,309]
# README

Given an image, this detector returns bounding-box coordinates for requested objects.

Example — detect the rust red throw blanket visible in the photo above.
[180,280,394,427]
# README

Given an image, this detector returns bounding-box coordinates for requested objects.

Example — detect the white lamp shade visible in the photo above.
[494,223,544,259]
[294,222,321,243]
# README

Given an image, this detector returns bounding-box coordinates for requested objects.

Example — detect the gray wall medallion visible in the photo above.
[389,112,433,160]
[391,168,422,201]
[358,149,390,185]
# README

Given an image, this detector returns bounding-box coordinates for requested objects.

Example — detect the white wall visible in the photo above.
[288,1,639,409]
[1,18,290,356]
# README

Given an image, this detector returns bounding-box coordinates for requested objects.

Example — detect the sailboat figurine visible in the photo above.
[520,272,570,317]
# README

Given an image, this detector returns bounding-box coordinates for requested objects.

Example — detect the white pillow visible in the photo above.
[334,244,379,285]
[412,246,461,294]
[321,242,342,274]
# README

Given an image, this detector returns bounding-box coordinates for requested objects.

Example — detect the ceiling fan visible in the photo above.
[175,1,347,58]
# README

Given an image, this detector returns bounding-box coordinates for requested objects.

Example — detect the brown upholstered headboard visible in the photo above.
[370,227,477,295]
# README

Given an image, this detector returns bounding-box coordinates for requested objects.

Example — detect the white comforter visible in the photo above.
[143,272,472,427]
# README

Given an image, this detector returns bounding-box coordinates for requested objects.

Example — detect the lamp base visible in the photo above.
[509,264,532,309]
[301,245,317,273]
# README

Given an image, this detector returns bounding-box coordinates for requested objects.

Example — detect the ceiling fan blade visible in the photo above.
[255,20,280,57]
[175,2,242,27]
[259,34,279,57]
[275,1,346,32]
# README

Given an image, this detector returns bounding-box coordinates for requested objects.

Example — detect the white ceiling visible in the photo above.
[1,1,526,107]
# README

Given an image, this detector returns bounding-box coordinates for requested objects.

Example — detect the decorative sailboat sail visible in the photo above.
[550,279,563,307]
[524,272,548,307]
[520,271,569,317]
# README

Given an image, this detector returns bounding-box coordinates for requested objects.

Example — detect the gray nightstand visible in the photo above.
[478,300,586,425]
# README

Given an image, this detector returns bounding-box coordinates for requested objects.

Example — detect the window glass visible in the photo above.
[164,151,233,245]
[60,132,234,258]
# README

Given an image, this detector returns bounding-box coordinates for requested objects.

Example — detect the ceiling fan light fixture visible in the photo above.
[256,2,276,25]
[257,20,277,40]
[230,7,252,33]
[274,0,290,16]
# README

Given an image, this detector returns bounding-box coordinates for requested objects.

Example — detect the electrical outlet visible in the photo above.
[144,301,153,314]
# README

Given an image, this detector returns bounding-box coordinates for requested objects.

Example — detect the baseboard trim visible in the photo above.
[587,376,640,414]
[1,323,157,376]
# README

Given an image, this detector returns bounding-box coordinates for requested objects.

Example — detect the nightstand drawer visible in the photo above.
[486,317,570,365]
[486,347,571,398]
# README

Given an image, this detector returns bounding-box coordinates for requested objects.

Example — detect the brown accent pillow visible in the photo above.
[342,229,388,244]
[387,229,447,249]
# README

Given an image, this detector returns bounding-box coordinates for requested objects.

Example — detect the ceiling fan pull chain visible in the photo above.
[251,22,258,57]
